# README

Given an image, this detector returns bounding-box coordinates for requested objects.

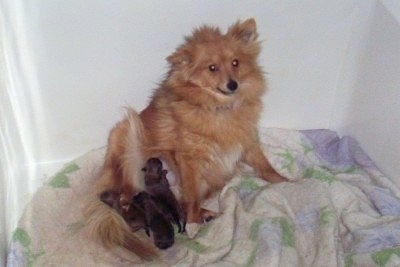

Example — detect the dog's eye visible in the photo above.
[209,64,217,72]
[232,59,239,67]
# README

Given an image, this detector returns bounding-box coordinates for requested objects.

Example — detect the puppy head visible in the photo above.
[165,18,265,109]
[151,218,175,250]
[142,158,163,173]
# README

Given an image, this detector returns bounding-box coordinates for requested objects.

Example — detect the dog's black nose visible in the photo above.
[227,79,238,91]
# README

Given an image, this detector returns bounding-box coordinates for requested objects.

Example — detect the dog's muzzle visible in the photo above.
[218,79,238,95]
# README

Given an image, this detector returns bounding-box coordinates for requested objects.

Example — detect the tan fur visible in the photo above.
[84,18,286,260]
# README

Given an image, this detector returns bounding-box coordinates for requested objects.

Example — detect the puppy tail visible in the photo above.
[84,197,157,261]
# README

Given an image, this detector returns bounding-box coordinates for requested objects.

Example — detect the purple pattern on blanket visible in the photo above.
[7,242,25,267]
[295,205,319,232]
[346,221,400,254]
[259,222,282,251]
[368,186,400,216]
[300,129,378,170]
[301,129,400,255]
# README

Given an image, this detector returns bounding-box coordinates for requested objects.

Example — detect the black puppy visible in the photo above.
[133,191,174,250]
[142,158,186,233]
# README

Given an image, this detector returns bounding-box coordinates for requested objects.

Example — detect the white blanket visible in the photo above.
[7,128,400,266]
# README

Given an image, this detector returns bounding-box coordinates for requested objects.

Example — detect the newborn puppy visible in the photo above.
[133,191,174,250]
[142,158,186,233]
[99,190,147,233]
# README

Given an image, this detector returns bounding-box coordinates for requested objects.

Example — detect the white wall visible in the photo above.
[331,0,400,187]
[1,0,399,263]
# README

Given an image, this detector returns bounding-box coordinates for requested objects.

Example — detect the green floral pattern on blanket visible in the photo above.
[344,247,400,267]
[276,150,296,174]
[9,228,44,267]
[319,206,334,226]
[304,167,336,185]
[48,162,79,188]
[372,247,400,266]
[277,218,294,247]
[176,234,209,253]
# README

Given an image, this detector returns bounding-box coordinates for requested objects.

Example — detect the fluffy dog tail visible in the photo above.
[84,109,157,260]
[84,197,157,260]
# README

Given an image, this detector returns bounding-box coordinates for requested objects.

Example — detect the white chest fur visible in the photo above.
[215,145,243,175]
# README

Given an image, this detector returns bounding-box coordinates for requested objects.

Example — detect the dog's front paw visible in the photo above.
[263,172,289,183]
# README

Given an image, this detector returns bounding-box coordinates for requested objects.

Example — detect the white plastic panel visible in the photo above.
[331,0,400,188]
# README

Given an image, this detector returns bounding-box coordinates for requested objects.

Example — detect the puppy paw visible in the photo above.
[185,223,201,238]
[119,194,131,212]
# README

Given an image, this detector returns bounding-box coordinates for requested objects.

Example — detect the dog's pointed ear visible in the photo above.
[166,49,189,67]
[227,18,258,43]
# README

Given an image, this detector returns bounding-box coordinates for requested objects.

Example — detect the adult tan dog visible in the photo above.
[85,18,286,260]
